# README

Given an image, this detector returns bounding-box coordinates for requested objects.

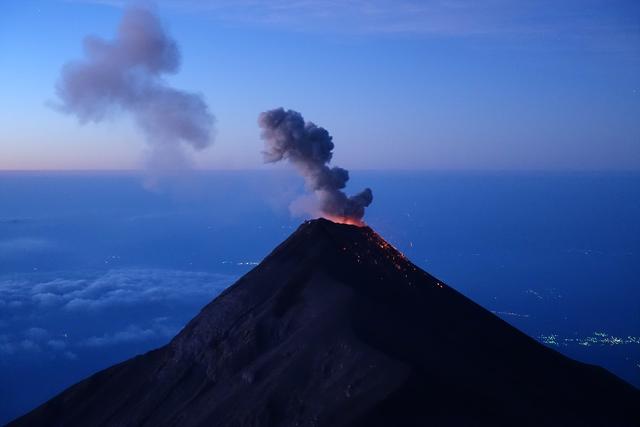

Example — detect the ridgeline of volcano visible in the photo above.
[9,219,639,427]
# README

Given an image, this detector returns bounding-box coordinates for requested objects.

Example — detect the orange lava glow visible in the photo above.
[321,215,366,227]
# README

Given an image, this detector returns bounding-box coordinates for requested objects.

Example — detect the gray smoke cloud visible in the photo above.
[259,108,373,223]
[56,7,214,175]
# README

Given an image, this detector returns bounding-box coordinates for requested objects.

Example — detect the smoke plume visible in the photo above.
[56,7,214,175]
[258,108,373,223]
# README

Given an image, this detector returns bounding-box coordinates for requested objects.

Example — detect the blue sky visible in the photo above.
[1,0,639,170]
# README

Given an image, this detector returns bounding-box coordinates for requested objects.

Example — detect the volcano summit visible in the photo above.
[9,219,639,426]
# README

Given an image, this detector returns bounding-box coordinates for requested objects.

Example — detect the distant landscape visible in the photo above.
[1,170,638,423]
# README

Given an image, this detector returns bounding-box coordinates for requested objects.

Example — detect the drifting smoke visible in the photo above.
[259,108,373,223]
[56,7,214,176]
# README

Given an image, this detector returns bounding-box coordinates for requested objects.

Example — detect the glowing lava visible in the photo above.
[321,215,366,227]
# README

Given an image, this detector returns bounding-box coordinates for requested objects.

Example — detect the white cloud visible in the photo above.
[61,269,232,311]
[1,330,51,354]
[1,268,233,312]
[0,268,233,356]
[81,322,177,347]
[32,292,65,307]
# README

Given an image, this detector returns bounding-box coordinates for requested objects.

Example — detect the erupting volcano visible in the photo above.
[9,219,639,426]
[259,108,373,224]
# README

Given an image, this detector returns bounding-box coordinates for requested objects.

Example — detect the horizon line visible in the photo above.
[1,168,639,174]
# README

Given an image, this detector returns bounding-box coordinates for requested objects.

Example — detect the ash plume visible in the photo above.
[258,108,373,222]
[55,7,214,176]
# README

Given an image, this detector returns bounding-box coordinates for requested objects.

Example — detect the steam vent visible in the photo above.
[10,219,640,426]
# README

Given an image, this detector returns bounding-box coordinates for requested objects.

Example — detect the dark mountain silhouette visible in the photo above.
[8,219,639,426]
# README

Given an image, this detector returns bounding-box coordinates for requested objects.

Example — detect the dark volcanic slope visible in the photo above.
[9,219,639,427]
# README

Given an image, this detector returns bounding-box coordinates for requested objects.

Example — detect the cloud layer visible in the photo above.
[0,269,232,356]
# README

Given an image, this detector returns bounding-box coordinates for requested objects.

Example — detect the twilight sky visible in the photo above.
[1,0,639,171]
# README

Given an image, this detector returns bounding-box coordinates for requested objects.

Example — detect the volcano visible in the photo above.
[9,219,639,426]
